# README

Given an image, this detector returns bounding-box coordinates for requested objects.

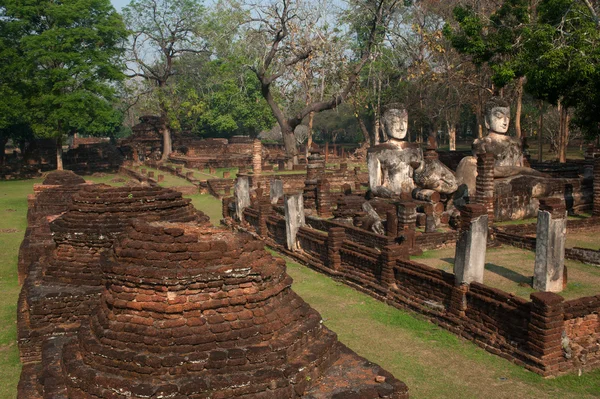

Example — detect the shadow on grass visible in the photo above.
[485,263,532,285]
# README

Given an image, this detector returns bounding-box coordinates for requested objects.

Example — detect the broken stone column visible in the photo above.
[396,201,417,253]
[234,176,250,222]
[304,151,325,210]
[252,139,262,175]
[533,198,567,293]
[270,179,284,204]
[316,178,332,218]
[284,193,305,251]
[454,204,488,285]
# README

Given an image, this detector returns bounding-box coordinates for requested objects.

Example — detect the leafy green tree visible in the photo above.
[174,57,275,138]
[1,0,127,170]
[523,0,600,161]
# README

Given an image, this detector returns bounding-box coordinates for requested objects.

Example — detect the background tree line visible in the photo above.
[1,0,599,168]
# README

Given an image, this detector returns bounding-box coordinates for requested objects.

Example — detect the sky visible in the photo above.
[111,0,128,11]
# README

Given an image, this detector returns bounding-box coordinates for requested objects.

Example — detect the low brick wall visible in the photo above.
[228,202,600,377]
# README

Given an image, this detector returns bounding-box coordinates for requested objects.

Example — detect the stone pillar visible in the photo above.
[533,198,567,292]
[222,197,232,219]
[158,174,164,182]
[316,179,332,218]
[594,157,600,216]
[475,152,495,227]
[253,139,262,175]
[148,171,154,179]
[175,166,183,174]
[327,227,345,271]
[386,210,398,237]
[186,171,194,179]
[257,201,272,238]
[234,176,250,222]
[284,193,305,251]
[223,171,231,179]
[141,168,147,175]
[396,201,417,252]
[304,151,325,210]
[270,179,284,205]
[454,204,488,285]
[423,203,437,233]
[209,167,216,175]
[528,292,565,376]
[325,142,329,164]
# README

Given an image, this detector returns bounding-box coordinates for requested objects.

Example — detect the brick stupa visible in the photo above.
[25,220,408,398]
[18,185,210,365]
[18,170,88,284]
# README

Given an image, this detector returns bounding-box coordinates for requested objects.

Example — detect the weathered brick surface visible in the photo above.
[24,221,408,398]
[18,185,211,365]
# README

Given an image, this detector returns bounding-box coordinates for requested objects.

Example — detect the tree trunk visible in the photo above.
[56,137,63,171]
[160,123,172,162]
[282,125,299,167]
[559,108,569,163]
[0,137,7,165]
[306,111,315,161]
[447,121,456,151]
[538,100,544,163]
[515,76,524,139]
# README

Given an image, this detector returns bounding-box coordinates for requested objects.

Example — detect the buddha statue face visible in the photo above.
[484,98,510,135]
[382,107,408,140]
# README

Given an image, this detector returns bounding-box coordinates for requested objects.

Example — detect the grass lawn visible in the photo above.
[413,245,600,300]
[285,255,600,399]
[0,179,41,399]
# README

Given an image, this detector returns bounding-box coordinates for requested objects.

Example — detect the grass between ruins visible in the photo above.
[413,246,600,300]
[2,174,600,398]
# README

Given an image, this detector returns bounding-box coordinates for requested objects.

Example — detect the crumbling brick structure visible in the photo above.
[20,220,408,398]
[18,184,210,365]
[18,171,88,284]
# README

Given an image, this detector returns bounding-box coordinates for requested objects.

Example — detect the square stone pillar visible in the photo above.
[253,139,262,175]
[454,204,488,285]
[284,193,305,251]
[386,210,398,237]
[316,179,332,218]
[533,198,567,292]
[257,201,272,238]
[380,244,405,289]
[270,179,284,205]
[234,176,250,222]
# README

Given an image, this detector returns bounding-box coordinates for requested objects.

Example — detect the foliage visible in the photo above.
[174,57,275,138]
[2,0,127,144]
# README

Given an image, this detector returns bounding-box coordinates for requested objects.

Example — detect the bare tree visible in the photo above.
[123,0,209,160]
[241,0,402,166]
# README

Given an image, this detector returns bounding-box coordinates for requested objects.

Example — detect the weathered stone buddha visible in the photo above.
[368,105,421,197]
[368,104,458,197]
[457,97,547,195]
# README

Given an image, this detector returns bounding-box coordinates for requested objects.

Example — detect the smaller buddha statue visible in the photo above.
[367,104,422,198]
[457,97,547,195]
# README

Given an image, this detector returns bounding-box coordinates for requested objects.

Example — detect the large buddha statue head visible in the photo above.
[382,104,408,141]
[484,97,510,135]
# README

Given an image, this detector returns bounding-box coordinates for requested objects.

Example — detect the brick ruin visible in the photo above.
[18,184,209,367]
[224,153,600,376]
[18,217,408,398]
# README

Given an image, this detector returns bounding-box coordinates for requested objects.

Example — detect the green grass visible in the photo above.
[186,193,223,226]
[283,254,600,399]
[0,179,41,398]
